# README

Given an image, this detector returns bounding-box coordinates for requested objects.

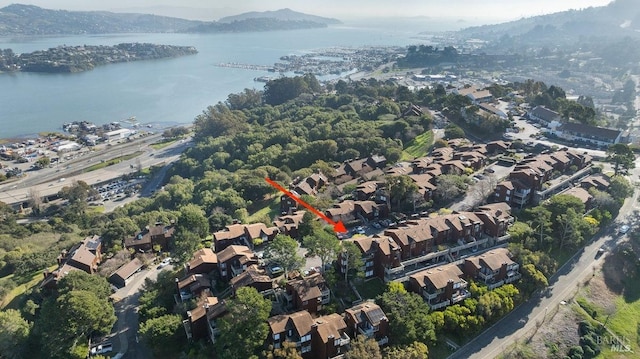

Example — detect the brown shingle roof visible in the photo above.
[288,273,327,302]
[478,248,515,271]
[314,313,347,343]
[410,263,463,290]
[188,248,218,270]
[111,258,143,282]
[216,245,253,264]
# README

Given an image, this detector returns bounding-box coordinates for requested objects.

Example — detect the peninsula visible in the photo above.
[0,43,198,73]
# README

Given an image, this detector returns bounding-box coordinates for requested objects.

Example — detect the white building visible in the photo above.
[104,128,136,142]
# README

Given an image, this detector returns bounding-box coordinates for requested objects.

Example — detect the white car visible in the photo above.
[619,225,630,234]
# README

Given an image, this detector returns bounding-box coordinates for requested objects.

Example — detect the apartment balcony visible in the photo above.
[451,289,470,304]
[334,332,351,347]
[505,272,522,284]
[231,264,245,277]
[428,299,451,310]
[513,189,530,198]
[321,289,331,304]
[179,291,193,302]
[377,337,389,346]
[422,289,441,301]
[487,280,505,290]
[507,263,520,272]
[358,325,377,338]
[512,196,528,205]
[384,265,405,277]
[283,291,293,303]
[400,248,449,268]
[478,270,496,282]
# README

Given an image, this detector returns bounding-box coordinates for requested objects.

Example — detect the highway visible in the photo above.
[448,159,640,359]
[0,134,191,206]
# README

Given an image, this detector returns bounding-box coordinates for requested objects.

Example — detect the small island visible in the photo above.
[0,43,198,73]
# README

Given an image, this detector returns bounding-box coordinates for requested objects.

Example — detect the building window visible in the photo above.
[273,333,280,340]
[301,345,311,353]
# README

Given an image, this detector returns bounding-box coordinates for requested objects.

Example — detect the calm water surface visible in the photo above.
[0,20,464,138]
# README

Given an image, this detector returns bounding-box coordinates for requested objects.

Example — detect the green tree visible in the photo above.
[378,290,436,346]
[58,270,112,299]
[264,235,304,279]
[216,287,272,359]
[0,309,31,359]
[524,206,552,249]
[173,204,209,261]
[433,175,468,204]
[606,143,635,175]
[608,175,634,204]
[266,341,304,359]
[520,263,548,295]
[341,241,363,282]
[303,229,340,272]
[444,124,465,139]
[345,335,382,359]
[139,314,184,358]
[35,156,51,169]
[387,175,419,212]
[37,290,116,359]
[383,342,429,359]
[58,180,98,204]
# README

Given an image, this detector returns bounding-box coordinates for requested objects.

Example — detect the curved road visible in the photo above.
[448,165,640,359]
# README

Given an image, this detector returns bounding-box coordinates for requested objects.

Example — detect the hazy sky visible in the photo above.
[0,0,615,22]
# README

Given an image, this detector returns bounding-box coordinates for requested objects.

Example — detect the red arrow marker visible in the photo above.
[265,177,347,234]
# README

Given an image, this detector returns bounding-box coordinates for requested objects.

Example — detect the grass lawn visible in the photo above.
[354,277,386,300]
[150,139,178,150]
[1,264,57,309]
[247,196,281,223]
[402,130,434,160]
[85,151,143,172]
[602,278,640,356]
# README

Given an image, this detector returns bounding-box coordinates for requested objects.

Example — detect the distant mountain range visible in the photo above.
[0,4,341,36]
[458,0,640,46]
[218,8,340,25]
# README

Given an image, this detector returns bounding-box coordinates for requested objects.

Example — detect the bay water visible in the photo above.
[0,19,470,138]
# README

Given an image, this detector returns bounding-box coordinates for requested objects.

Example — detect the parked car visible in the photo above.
[355,226,366,235]
[269,264,284,277]
[619,225,630,234]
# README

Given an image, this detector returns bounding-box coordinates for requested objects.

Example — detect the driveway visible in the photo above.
[110,264,170,359]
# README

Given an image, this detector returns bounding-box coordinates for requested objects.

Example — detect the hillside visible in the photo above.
[0,4,203,35]
[458,0,640,45]
[217,8,340,25]
[0,4,340,36]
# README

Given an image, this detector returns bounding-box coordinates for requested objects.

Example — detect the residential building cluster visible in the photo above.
[528,105,623,148]
[493,149,595,208]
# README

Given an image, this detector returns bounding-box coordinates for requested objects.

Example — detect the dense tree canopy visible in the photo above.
[216,287,272,359]
[264,234,304,279]
[0,309,31,359]
[606,143,635,175]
